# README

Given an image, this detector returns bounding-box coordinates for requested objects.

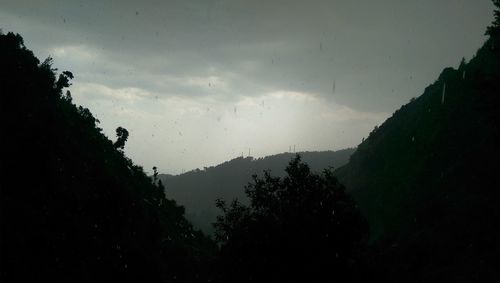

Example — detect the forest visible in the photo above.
[160,149,355,234]
[1,1,500,282]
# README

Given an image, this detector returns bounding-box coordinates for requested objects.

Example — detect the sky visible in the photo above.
[1,0,494,174]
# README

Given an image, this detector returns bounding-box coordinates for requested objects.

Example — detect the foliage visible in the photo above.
[114,126,129,150]
[160,149,355,234]
[214,156,369,283]
[335,25,500,281]
[485,0,500,36]
[0,32,216,282]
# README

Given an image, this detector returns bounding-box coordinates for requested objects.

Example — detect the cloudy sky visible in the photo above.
[1,0,493,174]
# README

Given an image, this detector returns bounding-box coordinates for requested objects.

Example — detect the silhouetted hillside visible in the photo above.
[213,156,369,283]
[3,2,500,281]
[159,149,355,234]
[0,32,215,282]
[335,33,500,281]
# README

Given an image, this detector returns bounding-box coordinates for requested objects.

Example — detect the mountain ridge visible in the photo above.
[159,149,355,234]
[334,35,500,280]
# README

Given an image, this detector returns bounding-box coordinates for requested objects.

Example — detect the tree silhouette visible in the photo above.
[486,0,500,36]
[1,32,216,282]
[214,155,369,283]
[114,126,129,150]
[152,166,159,184]
[56,70,74,91]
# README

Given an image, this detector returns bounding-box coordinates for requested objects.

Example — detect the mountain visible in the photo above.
[0,32,215,282]
[159,149,355,234]
[335,36,500,280]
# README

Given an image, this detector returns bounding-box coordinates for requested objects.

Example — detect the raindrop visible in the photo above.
[135,11,139,16]
[234,106,237,114]
[178,131,182,136]
[320,41,323,51]
[412,136,415,142]
[332,209,335,215]
[462,70,466,80]
[441,83,446,104]
[332,80,336,94]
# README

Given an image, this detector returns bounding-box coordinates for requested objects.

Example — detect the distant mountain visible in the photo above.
[159,149,355,234]
[335,36,500,280]
[0,32,214,282]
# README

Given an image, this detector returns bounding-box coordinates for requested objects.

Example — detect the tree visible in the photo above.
[114,126,129,150]
[486,0,500,36]
[55,70,74,92]
[1,31,216,282]
[214,155,369,283]
[152,166,159,184]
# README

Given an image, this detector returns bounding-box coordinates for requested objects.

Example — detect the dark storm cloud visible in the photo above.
[1,0,493,112]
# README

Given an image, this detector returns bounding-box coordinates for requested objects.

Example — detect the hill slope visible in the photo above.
[160,149,355,234]
[0,32,214,282]
[335,36,500,280]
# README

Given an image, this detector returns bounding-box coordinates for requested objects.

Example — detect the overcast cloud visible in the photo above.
[1,0,493,174]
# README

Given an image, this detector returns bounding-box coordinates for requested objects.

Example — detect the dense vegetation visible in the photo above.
[0,32,215,282]
[160,149,354,234]
[213,156,369,283]
[335,5,500,281]
[0,31,365,282]
[2,2,500,281]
